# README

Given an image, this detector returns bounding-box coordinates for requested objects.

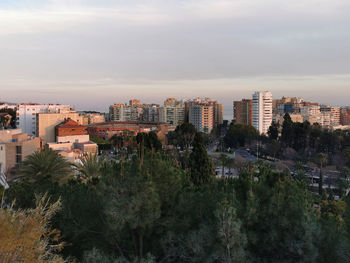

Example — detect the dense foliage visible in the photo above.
[224,124,259,148]
[2,125,350,262]
[2,140,350,262]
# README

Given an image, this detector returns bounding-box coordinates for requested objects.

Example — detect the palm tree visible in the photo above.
[73,153,105,182]
[19,147,72,182]
[316,153,328,196]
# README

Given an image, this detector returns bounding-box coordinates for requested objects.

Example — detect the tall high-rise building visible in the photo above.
[109,101,143,122]
[141,105,159,122]
[158,99,185,126]
[320,105,341,126]
[233,99,253,125]
[109,100,160,122]
[341,107,350,125]
[215,104,224,126]
[188,98,219,133]
[252,91,273,134]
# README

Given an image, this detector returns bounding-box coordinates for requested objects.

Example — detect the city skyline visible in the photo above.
[1,0,350,113]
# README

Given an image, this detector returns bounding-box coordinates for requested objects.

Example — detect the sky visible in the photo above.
[0,0,350,119]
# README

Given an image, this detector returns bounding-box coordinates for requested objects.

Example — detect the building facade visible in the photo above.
[233,99,253,125]
[252,91,273,134]
[87,121,175,141]
[341,107,350,125]
[36,112,84,143]
[17,104,71,136]
[0,129,42,176]
[109,101,155,122]
[188,100,215,133]
[158,99,185,126]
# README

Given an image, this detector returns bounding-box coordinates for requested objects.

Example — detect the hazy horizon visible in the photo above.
[1,0,350,117]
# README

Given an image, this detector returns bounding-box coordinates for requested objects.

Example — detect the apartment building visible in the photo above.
[215,103,224,126]
[109,104,125,121]
[0,103,17,111]
[300,105,321,125]
[47,119,97,159]
[320,105,341,126]
[188,99,215,133]
[36,111,84,143]
[80,112,105,125]
[273,97,303,115]
[141,105,160,122]
[341,107,350,125]
[0,129,42,176]
[298,105,340,127]
[252,91,273,134]
[17,104,71,136]
[233,99,253,125]
[158,99,185,126]
[109,100,146,122]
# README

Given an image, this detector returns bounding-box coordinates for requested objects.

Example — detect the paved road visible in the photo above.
[208,149,257,163]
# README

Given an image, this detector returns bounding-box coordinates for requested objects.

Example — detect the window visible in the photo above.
[16,146,22,164]
[16,146,22,154]
[16,154,22,164]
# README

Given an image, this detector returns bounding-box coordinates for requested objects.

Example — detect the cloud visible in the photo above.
[0,0,349,109]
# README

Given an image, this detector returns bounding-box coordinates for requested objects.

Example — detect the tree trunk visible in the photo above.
[319,164,323,196]
[140,138,144,169]
[138,230,143,259]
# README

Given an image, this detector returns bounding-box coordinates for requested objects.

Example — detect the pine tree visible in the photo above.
[188,133,215,185]
[281,113,294,147]
[268,121,279,141]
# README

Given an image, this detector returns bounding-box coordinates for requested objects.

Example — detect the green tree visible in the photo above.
[292,121,310,151]
[216,200,247,262]
[343,147,350,166]
[219,153,229,177]
[90,136,112,151]
[73,153,105,183]
[337,167,350,198]
[242,171,319,262]
[226,158,236,176]
[18,148,72,182]
[188,133,215,185]
[167,123,197,150]
[317,200,349,263]
[281,113,294,147]
[309,123,322,151]
[266,140,281,161]
[54,180,107,260]
[224,124,258,148]
[104,160,161,258]
[316,153,328,196]
[267,121,279,141]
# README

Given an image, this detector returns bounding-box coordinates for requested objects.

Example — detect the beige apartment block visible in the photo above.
[37,112,84,143]
[0,130,42,176]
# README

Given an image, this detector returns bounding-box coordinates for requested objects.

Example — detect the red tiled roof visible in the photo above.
[57,118,86,129]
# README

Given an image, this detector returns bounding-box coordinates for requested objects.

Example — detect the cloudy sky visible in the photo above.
[1,0,349,117]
